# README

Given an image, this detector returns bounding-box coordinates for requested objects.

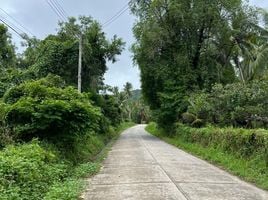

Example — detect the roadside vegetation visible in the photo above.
[131,0,268,190]
[0,16,139,199]
[146,122,268,190]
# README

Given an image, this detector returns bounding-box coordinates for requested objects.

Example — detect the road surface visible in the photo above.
[83,125,268,200]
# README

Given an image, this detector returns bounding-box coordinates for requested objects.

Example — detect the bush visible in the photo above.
[174,123,268,165]
[0,141,69,200]
[0,102,13,148]
[187,80,268,128]
[83,93,122,132]
[181,112,196,124]
[0,127,13,149]
[67,133,105,163]
[2,76,102,143]
[191,119,204,128]
[44,179,83,200]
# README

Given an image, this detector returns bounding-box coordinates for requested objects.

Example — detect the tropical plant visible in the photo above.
[130,0,268,128]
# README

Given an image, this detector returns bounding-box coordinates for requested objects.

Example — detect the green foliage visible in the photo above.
[3,76,102,142]
[146,122,268,189]
[0,102,13,148]
[40,122,134,199]
[0,127,13,149]
[0,24,16,68]
[0,15,131,200]
[101,85,150,124]
[131,0,268,128]
[0,122,135,199]
[0,141,69,200]
[187,80,268,128]
[102,95,122,126]
[71,162,99,179]
[173,123,268,165]
[191,119,204,128]
[44,179,84,200]
[181,112,196,124]
[67,133,105,163]
[0,63,35,98]
[23,16,125,92]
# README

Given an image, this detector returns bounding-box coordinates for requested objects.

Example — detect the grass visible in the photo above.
[146,122,268,190]
[44,122,136,200]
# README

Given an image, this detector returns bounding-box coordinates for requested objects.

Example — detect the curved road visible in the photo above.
[83,125,268,200]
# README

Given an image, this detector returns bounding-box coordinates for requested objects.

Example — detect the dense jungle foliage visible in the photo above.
[130,0,268,129]
[0,15,143,199]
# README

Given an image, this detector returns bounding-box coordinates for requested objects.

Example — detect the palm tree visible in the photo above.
[230,14,268,83]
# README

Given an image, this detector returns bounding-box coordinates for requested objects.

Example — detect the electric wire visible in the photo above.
[0,17,25,39]
[0,7,34,36]
[102,2,130,27]
[52,0,69,19]
[104,8,129,27]
[0,14,25,34]
[49,0,68,21]
[46,0,65,21]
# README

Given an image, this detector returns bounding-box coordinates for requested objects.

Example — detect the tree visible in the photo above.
[123,82,133,98]
[24,16,125,92]
[0,24,16,69]
[130,0,268,128]
[18,36,41,69]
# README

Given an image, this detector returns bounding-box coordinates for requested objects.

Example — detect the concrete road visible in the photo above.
[83,125,268,200]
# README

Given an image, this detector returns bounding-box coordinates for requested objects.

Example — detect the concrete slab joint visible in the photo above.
[83,125,268,200]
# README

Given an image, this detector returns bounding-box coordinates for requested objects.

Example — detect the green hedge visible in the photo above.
[174,123,268,164]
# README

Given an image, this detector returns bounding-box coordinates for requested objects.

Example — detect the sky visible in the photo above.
[0,0,268,90]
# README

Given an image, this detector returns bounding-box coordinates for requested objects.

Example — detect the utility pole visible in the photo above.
[78,35,82,93]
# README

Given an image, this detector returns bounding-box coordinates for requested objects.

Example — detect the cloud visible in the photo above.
[2,0,267,90]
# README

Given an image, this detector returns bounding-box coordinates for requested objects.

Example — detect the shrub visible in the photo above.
[0,127,13,149]
[174,123,268,165]
[66,133,105,163]
[44,179,83,200]
[2,76,102,143]
[191,119,204,128]
[181,112,196,124]
[187,80,268,128]
[102,95,122,126]
[0,141,69,200]
[0,102,13,148]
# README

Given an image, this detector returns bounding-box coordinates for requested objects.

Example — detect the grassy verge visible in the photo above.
[0,122,135,200]
[146,122,268,190]
[44,122,136,200]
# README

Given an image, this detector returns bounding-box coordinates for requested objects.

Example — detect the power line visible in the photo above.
[46,0,65,21]
[0,14,25,34]
[44,0,81,92]
[0,17,25,39]
[0,7,34,36]
[49,0,68,21]
[52,0,69,19]
[103,7,129,28]
[102,2,130,27]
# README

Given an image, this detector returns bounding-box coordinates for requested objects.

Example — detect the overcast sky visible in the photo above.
[0,0,268,89]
